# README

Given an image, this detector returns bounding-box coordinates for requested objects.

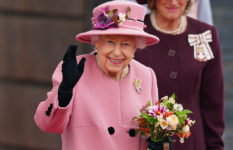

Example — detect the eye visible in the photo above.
[122,42,130,46]
[106,40,114,44]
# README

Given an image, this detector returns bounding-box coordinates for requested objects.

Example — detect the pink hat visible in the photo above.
[76,1,159,46]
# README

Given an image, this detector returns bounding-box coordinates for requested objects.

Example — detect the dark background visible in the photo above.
[0,0,232,149]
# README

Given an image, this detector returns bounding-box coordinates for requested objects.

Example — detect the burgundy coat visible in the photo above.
[135,15,225,150]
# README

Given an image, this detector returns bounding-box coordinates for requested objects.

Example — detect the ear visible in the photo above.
[94,40,99,51]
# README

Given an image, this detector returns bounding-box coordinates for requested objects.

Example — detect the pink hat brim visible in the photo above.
[76,27,159,46]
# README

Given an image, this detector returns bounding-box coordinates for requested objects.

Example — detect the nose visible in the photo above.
[112,44,122,56]
[170,0,178,5]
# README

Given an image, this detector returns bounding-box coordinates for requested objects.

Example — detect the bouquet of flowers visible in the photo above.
[133,94,195,150]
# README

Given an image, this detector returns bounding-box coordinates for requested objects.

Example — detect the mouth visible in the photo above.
[108,57,123,65]
[166,7,178,12]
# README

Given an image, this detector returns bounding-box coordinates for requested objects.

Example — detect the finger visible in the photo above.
[77,57,86,71]
[69,45,77,59]
[63,44,77,61]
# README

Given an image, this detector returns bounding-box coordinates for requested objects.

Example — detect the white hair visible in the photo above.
[91,35,146,49]
[135,36,146,49]
[90,35,99,45]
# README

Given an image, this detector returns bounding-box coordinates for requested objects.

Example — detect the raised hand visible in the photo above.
[61,45,86,90]
[58,45,86,107]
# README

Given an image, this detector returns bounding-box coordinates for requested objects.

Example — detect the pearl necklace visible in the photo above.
[150,12,186,35]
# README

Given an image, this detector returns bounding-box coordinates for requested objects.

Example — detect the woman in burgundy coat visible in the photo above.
[134,0,225,149]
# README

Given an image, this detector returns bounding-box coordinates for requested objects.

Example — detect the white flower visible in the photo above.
[182,125,190,133]
[160,120,168,129]
[174,104,183,111]
[166,115,179,130]
[189,119,196,125]
[180,138,184,143]
[161,96,168,100]
[168,97,175,104]
[118,13,126,26]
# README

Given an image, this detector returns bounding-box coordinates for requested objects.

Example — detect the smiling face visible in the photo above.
[156,0,187,21]
[95,35,136,79]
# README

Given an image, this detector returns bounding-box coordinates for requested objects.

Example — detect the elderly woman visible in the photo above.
[34,1,160,150]
[134,0,224,150]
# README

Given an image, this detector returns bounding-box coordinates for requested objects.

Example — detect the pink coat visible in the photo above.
[34,54,158,150]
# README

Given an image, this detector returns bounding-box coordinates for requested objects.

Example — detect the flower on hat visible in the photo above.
[92,7,114,29]
[118,13,127,26]
[92,6,130,29]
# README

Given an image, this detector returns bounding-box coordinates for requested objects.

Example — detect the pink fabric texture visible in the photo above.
[76,1,159,46]
[34,54,159,150]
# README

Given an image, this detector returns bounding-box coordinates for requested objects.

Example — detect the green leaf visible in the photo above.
[175,112,187,119]
[148,101,151,106]
[183,109,193,114]
[179,117,186,124]
[169,103,174,111]
[175,109,192,116]
[141,113,149,118]
[162,99,168,106]
[153,119,158,125]
[171,93,175,99]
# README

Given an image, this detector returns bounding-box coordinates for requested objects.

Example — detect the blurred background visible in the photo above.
[0,0,232,149]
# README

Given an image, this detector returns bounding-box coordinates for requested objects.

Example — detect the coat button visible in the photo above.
[108,127,115,135]
[45,111,50,116]
[168,49,176,57]
[169,71,178,79]
[129,129,136,137]
[45,103,53,116]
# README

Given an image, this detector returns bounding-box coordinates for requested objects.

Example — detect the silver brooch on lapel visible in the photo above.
[133,79,142,93]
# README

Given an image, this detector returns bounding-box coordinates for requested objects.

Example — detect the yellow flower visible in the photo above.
[160,120,168,129]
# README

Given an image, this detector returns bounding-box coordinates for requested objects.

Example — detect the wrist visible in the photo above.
[59,81,74,92]
[58,82,74,107]
[58,88,73,107]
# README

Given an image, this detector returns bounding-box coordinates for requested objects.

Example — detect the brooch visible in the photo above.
[188,30,214,62]
[133,79,142,93]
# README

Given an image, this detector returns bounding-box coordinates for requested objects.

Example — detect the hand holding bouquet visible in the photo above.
[133,94,195,150]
